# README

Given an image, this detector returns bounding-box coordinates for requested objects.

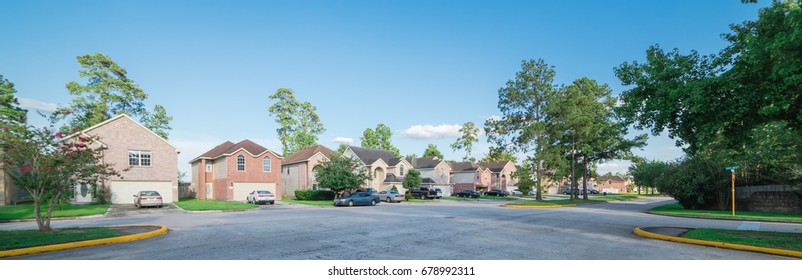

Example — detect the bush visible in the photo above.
[294,189,336,201]
[656,157,728,210]
[404,192,413,201]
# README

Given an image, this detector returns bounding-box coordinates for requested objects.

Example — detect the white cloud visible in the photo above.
[402,124,462,139]
[333,137,353,144]
[18,97,58,112]
[597,161,632,176]
[486,115,501,121]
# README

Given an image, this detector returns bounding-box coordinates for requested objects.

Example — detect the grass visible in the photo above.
[648,203,802,223]
[0,227,121,251]
[441,196,479,202]
[0,203,110,220]
[682,228,802,252]
[505,194,645,207]
[479,195,520,200]
[281,198,333,206]
[173,199,258,211]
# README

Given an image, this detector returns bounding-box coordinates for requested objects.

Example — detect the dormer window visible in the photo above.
[400,166,405,176]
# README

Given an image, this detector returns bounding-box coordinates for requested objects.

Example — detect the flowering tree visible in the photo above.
[0,118,120,232]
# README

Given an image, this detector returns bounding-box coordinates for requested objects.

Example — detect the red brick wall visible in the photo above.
[224,150,282,200]
[453,183,475,194]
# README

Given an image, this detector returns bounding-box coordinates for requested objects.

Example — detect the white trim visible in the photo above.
[236,155,246,172]
[189,146,283,164]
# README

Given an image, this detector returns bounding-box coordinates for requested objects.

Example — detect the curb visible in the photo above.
[501,204,577,208]
[633,227,802,259]
[0,224,168,258]
[170,203,259,213]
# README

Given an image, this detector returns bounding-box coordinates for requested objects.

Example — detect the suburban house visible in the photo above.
[70,114,180,204]
[598,175,630,194]
[406,156,453,196]
[1,162,28,205]
[479,160,518,192]
[342,146,413,192]
[280,145,335,199]
[190,140,283,201]
[449,161,492,194]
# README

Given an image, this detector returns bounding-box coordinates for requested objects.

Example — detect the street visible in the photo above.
[2,197,800,260]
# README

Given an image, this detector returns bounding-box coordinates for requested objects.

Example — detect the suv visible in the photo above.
[408,187,438,199]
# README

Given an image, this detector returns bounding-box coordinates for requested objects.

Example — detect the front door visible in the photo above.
[205,183,213,199]
[74,182,93,203]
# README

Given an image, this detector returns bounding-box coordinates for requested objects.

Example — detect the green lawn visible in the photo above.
[441,197,479,202]
[479,195,519,200]
[0,203,110,220]
[683,228,802,251]
[281,198,333,206]
[173,199,258,211]
[648,203,802,223]
[0,227,120,251]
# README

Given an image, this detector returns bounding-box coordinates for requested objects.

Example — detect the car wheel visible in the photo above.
[371,200,377,206]
[270,201,274,205]
[348,200,354,207]
[386,197,391,203]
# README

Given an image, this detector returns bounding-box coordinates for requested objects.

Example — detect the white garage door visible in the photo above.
[233,182,277,201]
[110,181,175,204]
[434,185,452,197]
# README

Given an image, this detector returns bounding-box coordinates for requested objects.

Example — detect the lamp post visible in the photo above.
[725,166,740,216]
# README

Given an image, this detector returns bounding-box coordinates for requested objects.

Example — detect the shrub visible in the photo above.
[294,189,336,201]
[404,192,413,201]
[656,157,728,210]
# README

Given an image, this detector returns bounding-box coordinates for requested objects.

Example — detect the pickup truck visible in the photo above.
[407,187,438,199]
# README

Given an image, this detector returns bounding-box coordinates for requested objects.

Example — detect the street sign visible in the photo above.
[725,166,741,171]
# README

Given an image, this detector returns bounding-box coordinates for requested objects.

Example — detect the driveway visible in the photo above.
[2,197,800,260]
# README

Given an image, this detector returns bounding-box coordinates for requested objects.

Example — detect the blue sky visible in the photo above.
[0,0,770,178]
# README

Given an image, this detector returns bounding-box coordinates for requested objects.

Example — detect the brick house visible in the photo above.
[598,175,630,194]
[280,145,335,199]
[406,156,453,196]
[449,161,492,194]
[479,160,517,192]
[342,146,413,192]
[68,114,180,204]
[190,140,283,201]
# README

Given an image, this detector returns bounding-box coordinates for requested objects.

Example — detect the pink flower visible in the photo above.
[2,126,8,131]
[55,132,63,138]
[63,110,72,115]
[21,164,32,174]
[76,143,86,148]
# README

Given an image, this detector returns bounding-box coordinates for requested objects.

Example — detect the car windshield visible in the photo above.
[257,191,271,194]
[141,191,160,196]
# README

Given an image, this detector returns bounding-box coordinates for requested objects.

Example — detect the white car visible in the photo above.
[510,189,523,196]
[247,190,275,205]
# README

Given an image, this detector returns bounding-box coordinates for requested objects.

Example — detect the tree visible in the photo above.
[53,53,172,137]
[360,124,400,156]
[314,154,370,198]
[422,144,444,159]
[628,159,669,195]
[481,146,517,163]
[485,59,557,201]
[267,88,325,156]
[336,143,349,154]
[451,121,480,161]
[512,160,536,196]
[0,74,27,128]
[402,169,421,201]
[0,116,120,232]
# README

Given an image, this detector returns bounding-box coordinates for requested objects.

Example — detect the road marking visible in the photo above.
[736,222,761,231]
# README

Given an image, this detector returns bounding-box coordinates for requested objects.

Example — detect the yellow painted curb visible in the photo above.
[633,227,802,259]
[0,224,168,258]
[501,204,577,208]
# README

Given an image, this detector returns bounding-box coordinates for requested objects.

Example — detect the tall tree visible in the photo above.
[142,105,172,139]
[267,88,325,156]
[315,154,370,198]
[422,144,444,159]
[360,124,400,156]
[336,143,349,154]
[402,169,422,196]
[54,53,171,136]
[485,59,556,201]
[451,121,480,161]
[0,74,27,128]
[481,146,518,163]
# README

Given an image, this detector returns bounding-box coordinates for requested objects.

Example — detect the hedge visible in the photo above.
[295,189,336,201]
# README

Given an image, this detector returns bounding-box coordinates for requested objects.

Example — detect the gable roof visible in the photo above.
[282,145,335,165]
[599,175,627,182]
[449,161,485,172]
[348,146,399,165]
[191,140,282,163]
[406,157,444,169]
[478,161,514,172]
[67,114,180,153]
[383,173,404,183]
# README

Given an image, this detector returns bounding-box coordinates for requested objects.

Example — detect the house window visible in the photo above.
[205,162,212,173]
[400,166,405,176]
[374,170,378,179]
[263,157,271,172]
[237,155,245,171]
[476,173,480,179]
[128,151,151,167]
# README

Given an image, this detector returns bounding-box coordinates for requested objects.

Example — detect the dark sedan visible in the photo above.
[454,190,481,198]
[484,189,508,197]
[334,192,381,207]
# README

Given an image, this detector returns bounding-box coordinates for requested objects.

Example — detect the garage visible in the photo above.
[110,181,175,204]
[232,182,277,201]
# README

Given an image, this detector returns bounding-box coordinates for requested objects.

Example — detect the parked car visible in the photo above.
[407,187,438,199]
[376,190,404,203]
[334,192,381,207]
[484,189,508,197]
[510,189,522,196]
[434,188,443,199]
[454,190,481,198]
[133,191,163,208]
[247,190,276,205]
[562,189,578,195]
[365,188,377,194]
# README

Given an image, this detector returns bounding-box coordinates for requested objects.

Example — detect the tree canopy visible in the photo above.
[451,121,480,161]
[360,123,400,156]
[422,144,444,159]
[314,154,370,198]
[0,74,27,128]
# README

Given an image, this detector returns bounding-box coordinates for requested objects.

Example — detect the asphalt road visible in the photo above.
[3,196,801,260]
